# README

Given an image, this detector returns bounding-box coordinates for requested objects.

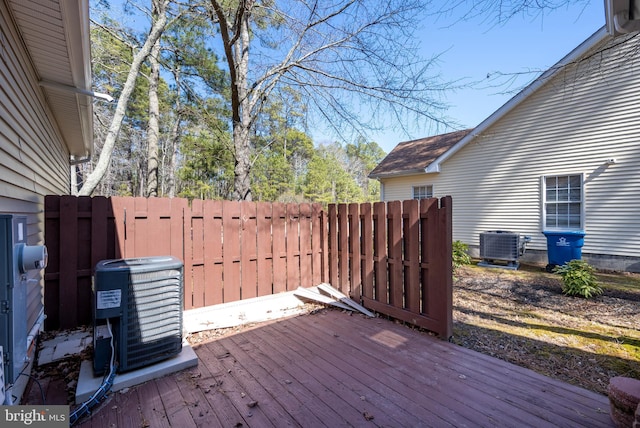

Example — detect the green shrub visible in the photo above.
[453,240,472,269]
[553,260,602,298]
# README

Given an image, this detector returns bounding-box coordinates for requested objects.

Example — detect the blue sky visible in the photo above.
[102,0,606,155]
[362,1,606,154]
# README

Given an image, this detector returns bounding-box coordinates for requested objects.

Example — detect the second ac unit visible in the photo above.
[478,231,530,270]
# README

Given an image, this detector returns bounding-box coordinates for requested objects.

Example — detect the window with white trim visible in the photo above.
[412,185,433,200]
[542,174,583,230]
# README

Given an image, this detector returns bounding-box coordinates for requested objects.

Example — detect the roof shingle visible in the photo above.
[369,129,472,178]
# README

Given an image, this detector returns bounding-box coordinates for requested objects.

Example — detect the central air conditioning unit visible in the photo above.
[478,230,530,270]
[93,256,184,375]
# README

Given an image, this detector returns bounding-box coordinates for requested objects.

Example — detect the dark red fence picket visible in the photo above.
[44,196,327,330]
[44,195,452,338]
[326,197,453,338]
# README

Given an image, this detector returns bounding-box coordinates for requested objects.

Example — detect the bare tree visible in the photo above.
[146,33,161,197]
[210,0,450,201]
[435,0,591,25]
[78,0,179,196]
[164,68,181,198]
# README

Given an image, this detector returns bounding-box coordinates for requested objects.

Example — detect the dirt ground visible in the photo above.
[451,263,640,395]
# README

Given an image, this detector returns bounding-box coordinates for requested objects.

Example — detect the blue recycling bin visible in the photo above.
[542,230,586,271]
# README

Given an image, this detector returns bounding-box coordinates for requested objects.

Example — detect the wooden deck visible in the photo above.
[75,309,613,427]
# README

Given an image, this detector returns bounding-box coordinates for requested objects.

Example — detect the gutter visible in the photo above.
[369,168,429,180]
[606,0,640,35]
[425,26,610,174]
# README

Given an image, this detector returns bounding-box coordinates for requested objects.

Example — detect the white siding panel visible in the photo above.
[439,33,640,259]
[382,33,640,265]
[381,174,441,202]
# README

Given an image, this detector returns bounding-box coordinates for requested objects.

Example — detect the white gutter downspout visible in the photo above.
[39,80,114,103]
[38,80,114,165]
[606,0,640,34]
[425,27,610,174]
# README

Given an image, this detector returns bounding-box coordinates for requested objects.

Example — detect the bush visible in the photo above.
[453,240,472,269]
[553,260,603,298]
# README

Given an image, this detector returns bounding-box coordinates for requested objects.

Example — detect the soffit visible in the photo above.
[6,0,93,158]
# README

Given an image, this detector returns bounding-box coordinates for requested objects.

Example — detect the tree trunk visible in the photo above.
[212,0,255,201]
[78,0,169,196]
[166,66,182,198]
[232,123,252,200]
[146,37,161,197]
[231,13,253,200]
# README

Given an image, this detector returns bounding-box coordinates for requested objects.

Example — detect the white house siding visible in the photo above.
[1,2,71,335]
[381,174,440,202]
[382,33,640,271]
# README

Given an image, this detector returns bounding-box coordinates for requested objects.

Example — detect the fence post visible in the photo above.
[59,195,79,329]
[387,201,403,309]
[360,203,373,301]
[348,203,361,299]
[44,195,61,330]
[337,204,349,294]
[311,203,324,285]
[190,199,205,309]
[203,200,224,306]
[403,199,420,314]
[257,203,274,297]
[328,204,338,288]
[286,203,300,291]
[223,201,242,302]
[438,196,453,338]
[299,203,312,288]
[372,201,387,304]
[272,203,287,293]
[241,202,258,299]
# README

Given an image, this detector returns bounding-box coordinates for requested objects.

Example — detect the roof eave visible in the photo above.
[369,168,434,180]
[60,0,94,158]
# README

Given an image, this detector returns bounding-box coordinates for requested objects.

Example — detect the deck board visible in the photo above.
[266,316,447,427]
[236,323,362,427]
[77,309,613,427]
[178,352,248,427]
[223,331,333,426]
[135,379,171,428]
[308,310,604,426]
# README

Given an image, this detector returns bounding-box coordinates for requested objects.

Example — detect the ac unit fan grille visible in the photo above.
[122,268,183,371]
[480,232,519,261]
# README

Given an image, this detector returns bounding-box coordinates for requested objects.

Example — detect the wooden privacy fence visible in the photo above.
[44,196,326,330]
[44,195,452,338]
[327,198,452,338]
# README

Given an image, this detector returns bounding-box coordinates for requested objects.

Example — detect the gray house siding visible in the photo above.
[1,0,71,350]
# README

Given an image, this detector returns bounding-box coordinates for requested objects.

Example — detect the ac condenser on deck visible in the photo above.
[93,256,184,375]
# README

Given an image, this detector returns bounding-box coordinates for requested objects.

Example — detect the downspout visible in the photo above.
[39,80,114,103]
[38,80,114,166]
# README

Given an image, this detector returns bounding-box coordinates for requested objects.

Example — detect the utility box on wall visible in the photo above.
[0,215,48,404]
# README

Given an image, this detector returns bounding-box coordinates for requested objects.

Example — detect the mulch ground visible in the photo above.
[452,263,640,395]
